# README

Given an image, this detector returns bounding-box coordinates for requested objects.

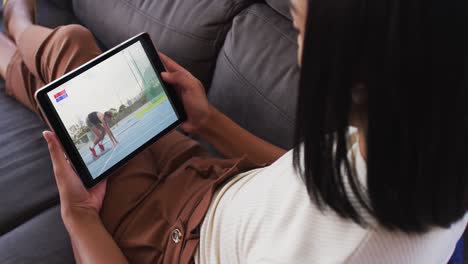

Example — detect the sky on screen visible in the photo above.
[48,42,154,129]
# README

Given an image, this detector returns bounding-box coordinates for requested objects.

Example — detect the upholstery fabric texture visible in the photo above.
[0,82,73,263]
[0,0,77,262]
[37,0,76,16]
[0,82,56,234]
[72,0,255,88]
[0,207,73,263]
[208,4,300,149]
[265,0,293,20]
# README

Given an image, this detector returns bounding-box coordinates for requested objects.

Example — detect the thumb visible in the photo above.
[43,131,70,179]
[43,131,86,194]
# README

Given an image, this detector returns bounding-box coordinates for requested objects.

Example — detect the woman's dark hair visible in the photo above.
[294,0,467,233]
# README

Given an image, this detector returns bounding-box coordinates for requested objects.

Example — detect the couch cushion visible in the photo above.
[0,1,76,262]
[72,0,255,88]
[208,4,300,149]
[0,206,73,264]
[0,83,60,235]
[43,0,74,14]
[0,80,71,264]
[0,0,80,234]
[0,0,78,29]
[265,0,293,20]
[36,0,79,28]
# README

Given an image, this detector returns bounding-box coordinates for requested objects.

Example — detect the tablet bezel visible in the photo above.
[35,32,187,188]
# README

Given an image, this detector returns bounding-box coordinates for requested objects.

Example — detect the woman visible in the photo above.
[0,0,466,263]
[86,110,118,158]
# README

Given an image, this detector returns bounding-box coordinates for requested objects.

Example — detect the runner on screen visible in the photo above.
[86,111,118,158]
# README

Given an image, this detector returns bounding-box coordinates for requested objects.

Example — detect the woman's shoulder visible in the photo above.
[214,128,467,263]
[222,146,466,263]
[215,149,371,262]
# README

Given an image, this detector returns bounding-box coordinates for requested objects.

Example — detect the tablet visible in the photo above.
[35,33,186,188]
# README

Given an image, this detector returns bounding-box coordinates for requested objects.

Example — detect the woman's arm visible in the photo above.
[159,54,286,164]
[198,107,286,164]
[71,238,83,264]
[65,211,127,264]
[43,131,127,263]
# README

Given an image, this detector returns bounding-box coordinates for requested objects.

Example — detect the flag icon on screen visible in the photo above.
[54,89,68,103]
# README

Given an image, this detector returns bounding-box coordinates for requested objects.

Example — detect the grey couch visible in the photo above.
[1,1,465,263]
[0,0,299,262]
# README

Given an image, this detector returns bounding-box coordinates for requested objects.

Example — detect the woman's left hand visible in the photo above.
[43,131,107,227]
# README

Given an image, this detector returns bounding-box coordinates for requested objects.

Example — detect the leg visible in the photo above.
[1,20,209,212]
[91,126,104,146]
[2,30,46,112]
[101,130,211,235]
[3,0,36,43]
[2,5,214,250]
[97,124,107,141]
[0,33,16,78]
[5,24,101,115]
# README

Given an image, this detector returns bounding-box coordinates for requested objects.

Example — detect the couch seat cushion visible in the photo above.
[0,1,77,262]
[0,206,73,264]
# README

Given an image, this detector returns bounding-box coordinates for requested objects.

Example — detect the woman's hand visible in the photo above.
[159,53,214,135]
[43,131,107,227]
[158,54,286,163]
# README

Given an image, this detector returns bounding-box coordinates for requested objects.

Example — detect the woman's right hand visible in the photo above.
[159,53,214,135]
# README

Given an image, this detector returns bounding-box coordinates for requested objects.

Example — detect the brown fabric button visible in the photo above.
[171,228,183,244]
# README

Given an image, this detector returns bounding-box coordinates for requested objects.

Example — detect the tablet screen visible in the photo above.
[46,41,179,179]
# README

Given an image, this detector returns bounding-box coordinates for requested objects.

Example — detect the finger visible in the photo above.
[44,131,86,192]
[161,72,182,96]
[161,71,193,91]
[159,52,185,72]
[93,178,107,196]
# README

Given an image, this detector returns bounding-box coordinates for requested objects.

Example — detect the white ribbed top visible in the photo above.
[195,137,467,263]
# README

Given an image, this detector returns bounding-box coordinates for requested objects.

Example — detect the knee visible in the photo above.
[45,24,100,79]
[56,24,95,45]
